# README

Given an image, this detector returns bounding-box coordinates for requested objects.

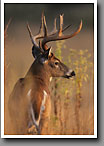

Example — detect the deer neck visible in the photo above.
[26,61,51,87]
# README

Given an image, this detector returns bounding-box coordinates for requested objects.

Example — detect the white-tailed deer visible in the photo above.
[8,13,82,135]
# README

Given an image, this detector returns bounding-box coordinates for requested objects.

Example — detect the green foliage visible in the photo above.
[68,48,93,94]
[55,40,65,60]
[53,40,93,101]
[50,115,58,127]
[51,40,94,134]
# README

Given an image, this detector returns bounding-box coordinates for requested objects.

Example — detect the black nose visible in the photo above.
[71,71,75,76]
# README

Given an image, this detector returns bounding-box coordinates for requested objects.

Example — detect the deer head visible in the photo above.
[27,13,82,79]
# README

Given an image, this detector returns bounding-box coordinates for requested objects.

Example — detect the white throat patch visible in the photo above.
[50,77,52,82]
[27,89,32,100]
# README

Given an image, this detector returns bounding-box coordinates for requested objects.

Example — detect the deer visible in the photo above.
[8,13,82,135]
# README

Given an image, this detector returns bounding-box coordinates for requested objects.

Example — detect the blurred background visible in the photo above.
[4,3,94,135]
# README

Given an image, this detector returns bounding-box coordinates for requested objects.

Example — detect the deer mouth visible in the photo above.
[64,71,75,79]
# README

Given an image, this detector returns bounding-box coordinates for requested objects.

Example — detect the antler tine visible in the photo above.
[27,23,39,47]
[49,18,57,36]
[59,14,64,36]
[62,24,72,33]
[43,15,48,37]
[37,11,44,37]
[27,12,44,48]
[54,18,57,32]
[49,17,72,37]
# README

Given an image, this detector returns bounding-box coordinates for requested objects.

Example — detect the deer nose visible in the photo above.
[65,70,75,78]
[70,71,75,76]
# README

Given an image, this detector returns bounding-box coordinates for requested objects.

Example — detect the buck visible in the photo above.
[8,13,82,135]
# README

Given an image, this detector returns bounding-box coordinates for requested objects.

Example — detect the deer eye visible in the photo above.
[55,61,59,66]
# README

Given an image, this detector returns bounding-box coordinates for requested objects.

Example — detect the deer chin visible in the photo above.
[64,75,74,79]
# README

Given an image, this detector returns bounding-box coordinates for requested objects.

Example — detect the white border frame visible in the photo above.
[1,0,97,138]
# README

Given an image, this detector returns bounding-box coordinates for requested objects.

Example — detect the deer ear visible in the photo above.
[44,47,52,58]
[32,46,42,59]
[40,47,52,64]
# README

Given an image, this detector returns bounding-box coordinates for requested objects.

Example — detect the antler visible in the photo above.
[27,13,82,51]
[41,14,82,50]
[27,12,44,48]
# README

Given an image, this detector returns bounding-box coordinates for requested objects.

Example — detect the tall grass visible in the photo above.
[50,40,93,135]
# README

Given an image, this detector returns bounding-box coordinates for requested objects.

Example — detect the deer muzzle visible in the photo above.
[64,70,75,79]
